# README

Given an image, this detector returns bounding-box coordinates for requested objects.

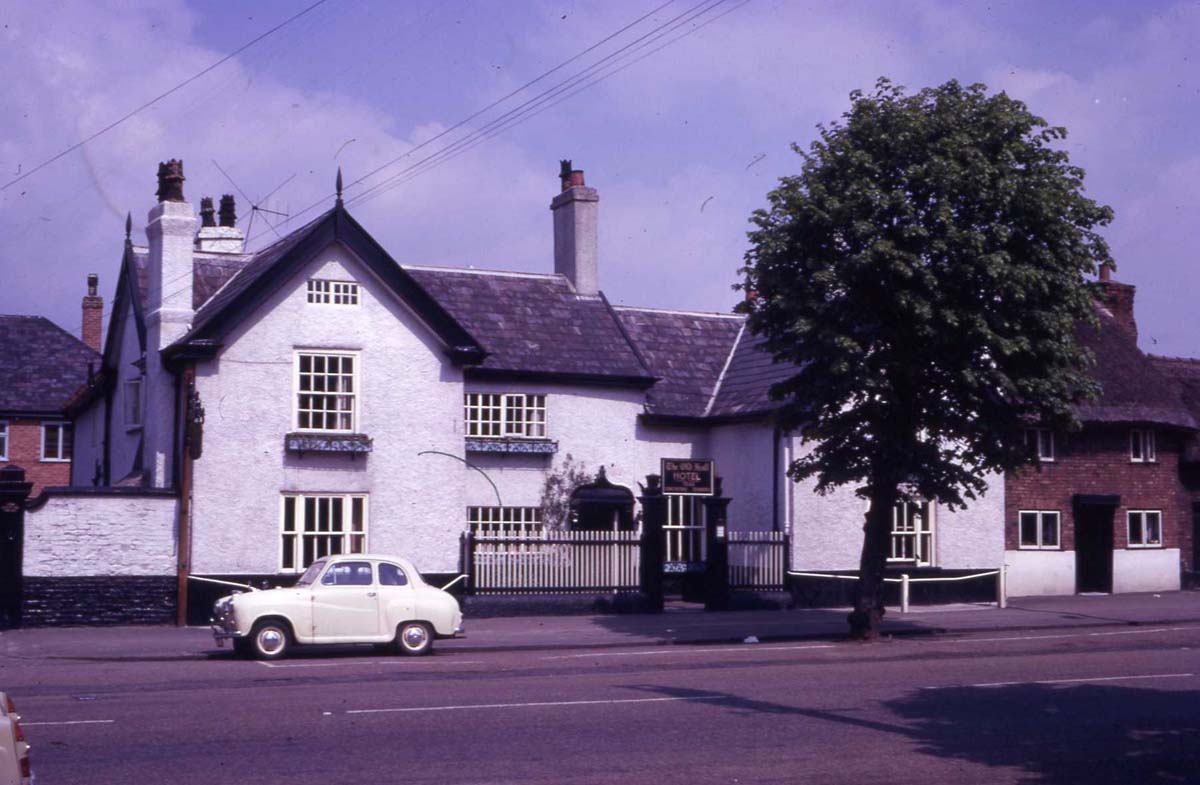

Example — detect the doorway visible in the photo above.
[1075,502,1114,593]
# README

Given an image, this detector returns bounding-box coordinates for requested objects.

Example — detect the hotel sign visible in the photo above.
[661,459,715,496]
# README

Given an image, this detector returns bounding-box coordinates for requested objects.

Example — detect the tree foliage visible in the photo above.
[540,453,591,530]
[738,79,1113,637]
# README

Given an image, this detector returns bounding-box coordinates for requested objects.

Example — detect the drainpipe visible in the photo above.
[772,425,782,533]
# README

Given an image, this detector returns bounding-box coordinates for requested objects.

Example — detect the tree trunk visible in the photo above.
[848,482,899,640]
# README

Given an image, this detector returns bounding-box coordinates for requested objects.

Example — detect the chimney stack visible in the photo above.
[1097,264,1137,341]
[195,193,243,252]
[550,159,599,295]
[81,273,103,353]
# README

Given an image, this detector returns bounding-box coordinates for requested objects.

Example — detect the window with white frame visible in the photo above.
[306,279,360,306]
[296,352,357,432]
[1130,429,1156,463]
[889,500,934,566]
[1018,510,1060,549]
[280,493,368,571]
[41,422,72,461]
[464,393,547,438]
[0,422,7,461]
[468,506,543,537]
[124,378,143,427]
[1127,510,1163,548]
[1024,428,1055,462]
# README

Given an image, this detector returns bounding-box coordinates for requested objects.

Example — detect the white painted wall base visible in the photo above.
[1005,549,1076,597]
[1113,548,1181,593]
[25,492,178,576]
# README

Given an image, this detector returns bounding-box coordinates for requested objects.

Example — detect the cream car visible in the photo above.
[210,555,463,659]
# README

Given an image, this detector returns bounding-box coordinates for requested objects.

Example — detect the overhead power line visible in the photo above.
[1,0,331,193]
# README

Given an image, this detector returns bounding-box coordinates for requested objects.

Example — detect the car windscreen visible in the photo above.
[295,560,325,586]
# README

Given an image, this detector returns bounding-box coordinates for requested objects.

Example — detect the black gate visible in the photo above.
[0,466,32,628]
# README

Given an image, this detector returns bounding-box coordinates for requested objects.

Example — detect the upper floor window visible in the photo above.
[1129,429,1156,463]
[42,422,72,462]
[307,279,360,306]
[464,393,546,439]
[1024,428,1055,462]
[281,493,368,571]
[468,506,544,537]
[296,352,357,432]
[1127,510,1162,548]
[0,422,7,461]
[124,378,143,427]
[889,500,934,566]
[1018,510,1060,550]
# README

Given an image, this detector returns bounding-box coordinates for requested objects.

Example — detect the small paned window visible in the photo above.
[1130,429,1156,463]
[0,422,7,461]
[468,506,544,536]
[889,501,934,566]
[1127,510,1163,548]
[281,493,367,571]
[307,279,360,306]
[1018,511,1060,549]
[464,393,547,438]
[1024,429,1055,462]
[296,352,357,432]
[124,378,143,427]
[42,422,73,462]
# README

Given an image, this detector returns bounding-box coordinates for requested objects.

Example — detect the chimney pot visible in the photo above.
[155,159,186,203]
[1099,263,1112,282]
[199,197,216,228]
[87,273,98,296]
[218,194,237,227]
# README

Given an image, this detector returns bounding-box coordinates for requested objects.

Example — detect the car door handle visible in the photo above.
[367,592,377,597]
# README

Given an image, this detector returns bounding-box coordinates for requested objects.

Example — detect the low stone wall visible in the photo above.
[22,576,175,626]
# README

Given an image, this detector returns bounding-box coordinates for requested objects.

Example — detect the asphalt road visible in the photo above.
[5,624,1200,784]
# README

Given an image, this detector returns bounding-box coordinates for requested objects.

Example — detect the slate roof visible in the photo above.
[610,306,743,416]
[0,316,101,415]
[131,248,253,311]
[1074,308,1196,430]
[406,267,653,383]
[708,331,797,419]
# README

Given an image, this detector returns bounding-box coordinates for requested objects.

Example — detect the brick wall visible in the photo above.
[1,419,71,496]
[1005,424,1191,571]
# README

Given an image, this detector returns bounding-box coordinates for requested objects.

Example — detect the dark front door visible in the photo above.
[1075,504,1114,593]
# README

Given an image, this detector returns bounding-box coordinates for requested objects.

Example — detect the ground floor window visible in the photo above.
[890,501,933,566]
[0,421,7,461]
[1018,510,1060,549]
[468,506,543,537]
[1127,510,1163,548]
[280,493,368,570]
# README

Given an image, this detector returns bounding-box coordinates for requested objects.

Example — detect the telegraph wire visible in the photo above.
[1,0,332,193]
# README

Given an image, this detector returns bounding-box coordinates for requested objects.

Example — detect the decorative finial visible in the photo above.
[125,212,132,242]
[335,167,343,206]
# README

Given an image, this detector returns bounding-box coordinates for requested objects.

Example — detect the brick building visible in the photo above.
[0,283,102,495]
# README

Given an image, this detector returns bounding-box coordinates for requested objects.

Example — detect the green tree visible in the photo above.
[738,79,1113,639]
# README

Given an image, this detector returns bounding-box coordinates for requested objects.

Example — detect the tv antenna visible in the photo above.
[211,159,295,249]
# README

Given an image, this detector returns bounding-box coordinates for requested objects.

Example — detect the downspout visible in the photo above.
[101,381,113,486]
[175,365,193,626]
[772,425,781,533]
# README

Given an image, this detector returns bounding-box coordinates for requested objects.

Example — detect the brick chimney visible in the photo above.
[550,159,599,295]
[81,273,103,352]
[195,193,244,253]
[1097,263,1137,341]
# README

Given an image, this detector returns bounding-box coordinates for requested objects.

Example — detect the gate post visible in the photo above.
[701,476,731,611]
[0,466,33,628]
[460,531,476,596]
[638,474,666,613]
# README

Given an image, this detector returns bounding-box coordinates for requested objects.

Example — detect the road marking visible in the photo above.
[258,659,483,669]
[543,643,836,661]
[948,627,1189,645]
[343,694,727,715]
[922,673,1195,690]
[22,719,115,727]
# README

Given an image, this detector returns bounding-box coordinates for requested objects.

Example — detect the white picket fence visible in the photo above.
[468,530,642,594]
[728,530,788,589]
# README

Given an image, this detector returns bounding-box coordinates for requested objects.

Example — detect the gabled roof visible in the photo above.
[610,306,742,416]
[406,267,655,386]
[0,315,101,416]
[167,206,485,363]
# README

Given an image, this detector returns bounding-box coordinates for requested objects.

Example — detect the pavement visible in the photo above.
[3,589,1199,658]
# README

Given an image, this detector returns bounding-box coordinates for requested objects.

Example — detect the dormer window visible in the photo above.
[465,393,546,439]
[307,279,359,306]
[1129,429,1156,463]
[1024,428,1055,462]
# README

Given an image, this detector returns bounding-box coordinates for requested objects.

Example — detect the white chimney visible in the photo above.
[551,160,599,295]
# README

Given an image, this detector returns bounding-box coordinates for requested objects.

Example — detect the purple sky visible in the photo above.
[2,1,1197,356]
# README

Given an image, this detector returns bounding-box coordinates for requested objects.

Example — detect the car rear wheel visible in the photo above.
[251,620,291,660]
[396,621,433,656]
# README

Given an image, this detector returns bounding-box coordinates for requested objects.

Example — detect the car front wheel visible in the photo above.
[396,621,433,656]
[251,620,291,660]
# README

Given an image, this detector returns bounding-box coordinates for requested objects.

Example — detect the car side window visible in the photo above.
[378,563,408,586]
[321,561,374,586]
